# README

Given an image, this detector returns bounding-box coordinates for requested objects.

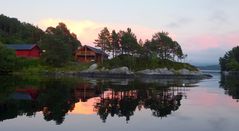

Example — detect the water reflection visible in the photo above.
[0,76,200,124]
[220,73,239,101]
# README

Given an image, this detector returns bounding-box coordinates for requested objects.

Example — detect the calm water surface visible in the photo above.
[0,72,239,131]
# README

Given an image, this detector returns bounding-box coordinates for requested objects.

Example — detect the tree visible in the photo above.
[220,46,239,71]
[0,41,17,73]
[118,28,139,55]
[55,23,81,55]
[39,23,81,67]
[111,30,120,58]
[94,27,111,53]
[144,32,184,61]
[0,14,44,44]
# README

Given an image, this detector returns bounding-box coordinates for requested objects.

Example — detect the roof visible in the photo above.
[9,92,32,100]
[6,44,38,50]
[84,45,108,56]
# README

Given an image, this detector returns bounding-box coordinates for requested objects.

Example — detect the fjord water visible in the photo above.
[0,73,238,131]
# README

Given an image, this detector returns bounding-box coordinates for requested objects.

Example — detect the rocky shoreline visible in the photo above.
[46,64,212,79]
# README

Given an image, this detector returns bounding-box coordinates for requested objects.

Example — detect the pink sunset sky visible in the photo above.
[1,0,239,65]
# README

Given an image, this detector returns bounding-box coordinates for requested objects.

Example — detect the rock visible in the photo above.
[177,69,191,75]
[88,64,98,71]
[156,68,174,75]
[109,67,132,74]
[136,69,152,74]
[137,68,174,75]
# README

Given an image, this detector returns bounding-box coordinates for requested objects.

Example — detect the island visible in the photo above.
[0,14,211,79]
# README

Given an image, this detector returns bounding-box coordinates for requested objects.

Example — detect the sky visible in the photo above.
[1,0,239,65]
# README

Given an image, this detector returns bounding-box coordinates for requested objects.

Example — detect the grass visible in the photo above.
[14,58,91,74]
[100,55,198,71]
[13,55,198,74]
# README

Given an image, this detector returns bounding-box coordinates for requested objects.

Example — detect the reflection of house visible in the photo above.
[9,88,39,100]
[75,45,108,63]
[6,44,41,58]
[74,83,101,102]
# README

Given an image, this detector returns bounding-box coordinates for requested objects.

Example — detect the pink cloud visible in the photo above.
[182,34,239,52]
[36,18,158,46]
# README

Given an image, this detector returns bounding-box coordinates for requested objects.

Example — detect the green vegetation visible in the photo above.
[95,27,195,71]
[0,14,197,74]
[0,42,18,73]
[95,28,186,62]
[0,14,44,44]
[39,23,81,67]
[0,14,83,74]
[219,46,239,71]
[101,54,198,71]
[15,60,91,74]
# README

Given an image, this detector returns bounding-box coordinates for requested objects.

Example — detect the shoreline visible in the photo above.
[43,71,212,80]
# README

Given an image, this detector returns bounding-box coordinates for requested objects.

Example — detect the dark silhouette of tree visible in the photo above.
[94,27,111,53]
[220,74,239,100]
[111,30,120,58]
[220,46,239,71]
[0,42,17,73]
[0,14,44,44]
[39,23,81,67]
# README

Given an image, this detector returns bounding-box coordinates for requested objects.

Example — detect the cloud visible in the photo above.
[182,34,239,52]
[37,18,104,46]
[180,33,239,65]
[209,10,229,25]
[37,18,158,46]
[166,17,193,28]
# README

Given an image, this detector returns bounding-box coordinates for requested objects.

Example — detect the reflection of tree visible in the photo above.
[94,86,185,123]
[0,76,191,124]
[0,77,79,125]
[0,100,40,121]
[37,79,77,125]
[220,74,239,100]
[144,91,182,117]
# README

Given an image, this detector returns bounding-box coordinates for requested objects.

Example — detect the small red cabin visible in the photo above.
[6,44,41,58]
[75,45,108,63]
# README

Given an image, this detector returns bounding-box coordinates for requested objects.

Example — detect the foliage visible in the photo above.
[119,28,141,55]
[0,14,44,44]
[111,30,120,57]
[144,32,184,61]
[94,27,111,52]
[39,23,81,67]
[95,28,185,63]
[0,42,17,73]
[219,46,239,71]
[101,54,198,71]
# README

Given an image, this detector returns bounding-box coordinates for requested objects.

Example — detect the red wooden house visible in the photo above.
[6,44,41,58]
[75,45,108,63]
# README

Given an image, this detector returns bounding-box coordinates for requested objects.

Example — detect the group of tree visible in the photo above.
[219,46,239,71]
[0,14,44,44]
[0,41,17,73]
[38,23,81,67]
[95,27,186,62]
[0,14,81,69]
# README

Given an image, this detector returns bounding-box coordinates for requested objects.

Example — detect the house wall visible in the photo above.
[75,47,97,63]
[75,46,108,63]
[15,46,41,58]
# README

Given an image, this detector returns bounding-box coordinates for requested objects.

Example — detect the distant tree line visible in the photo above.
[94,27,186,62]
[220,46,239,71]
